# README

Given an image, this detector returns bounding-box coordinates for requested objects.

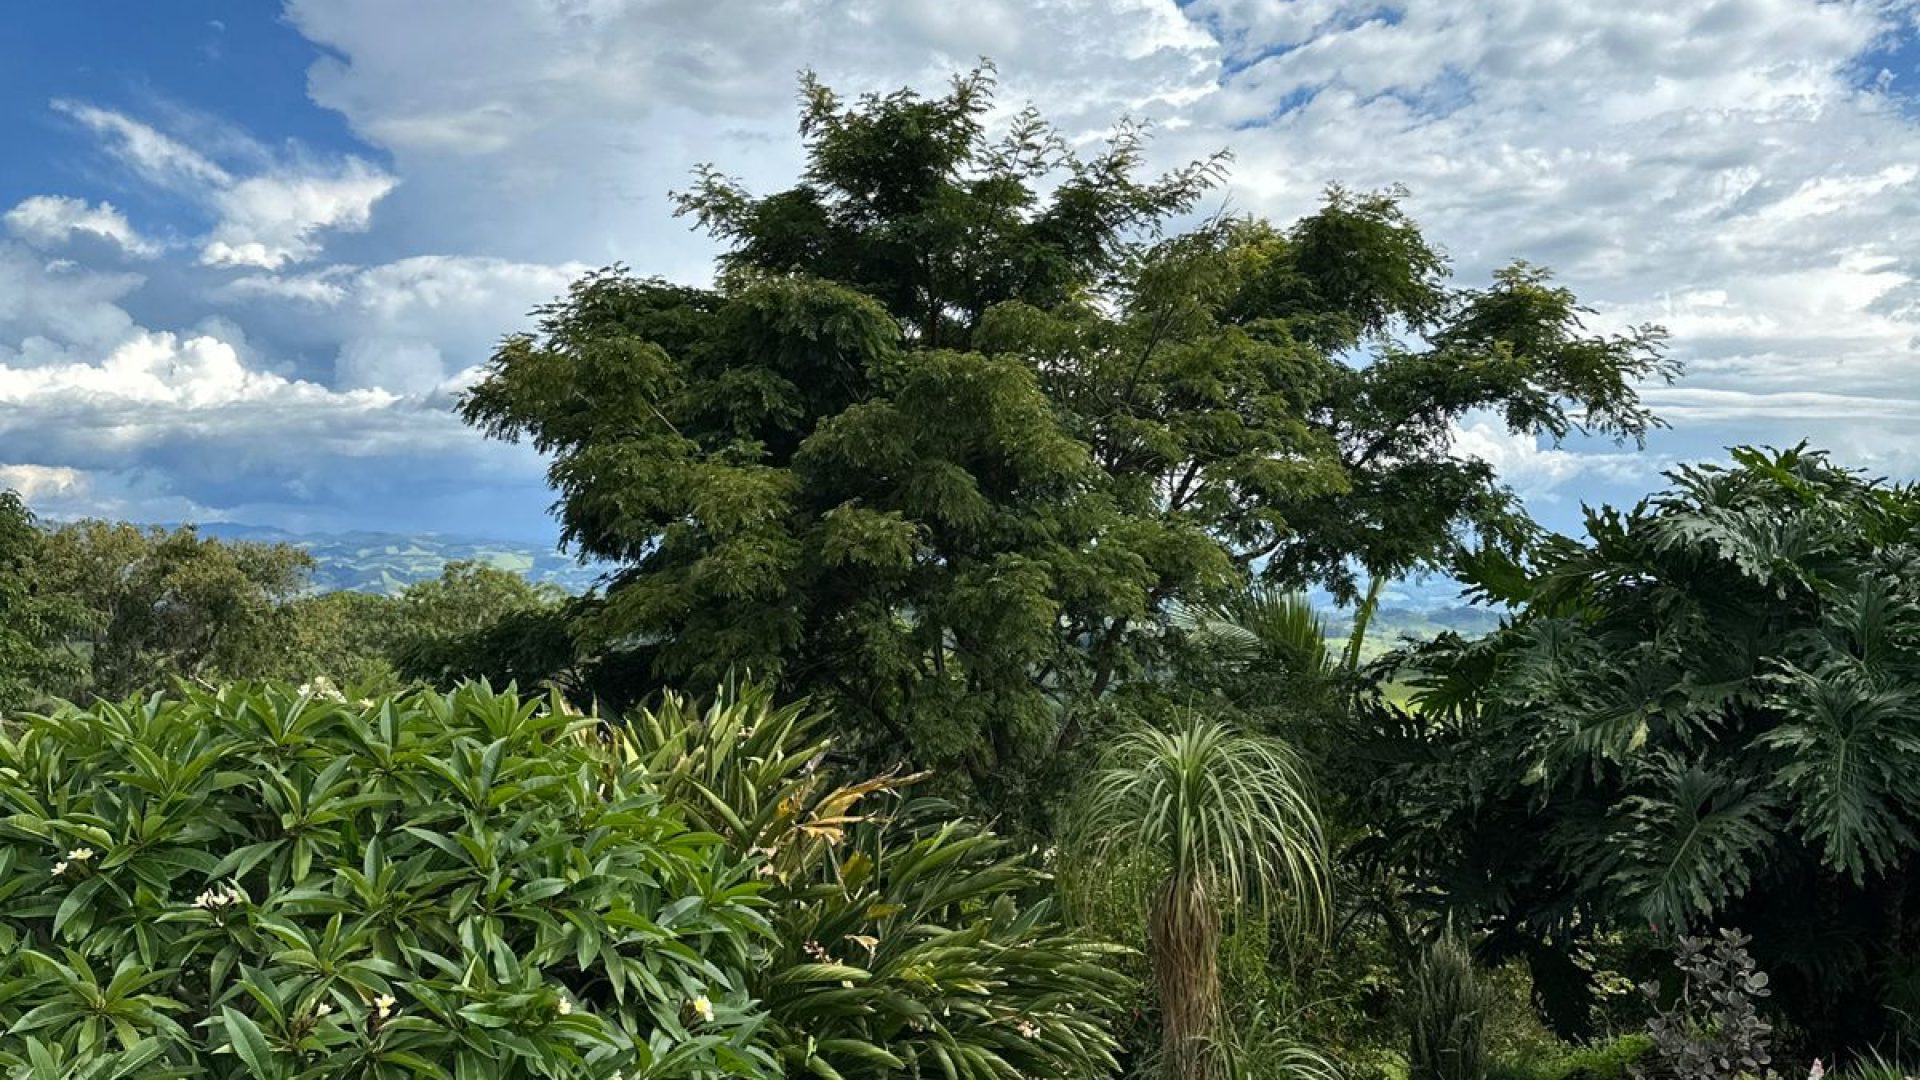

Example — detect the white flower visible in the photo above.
[1810,1060,1825,1080]
[692,994,714,1023]
[1016,1019,1041,1039]
[50,860,68,877]
[192,882,245,911]
[316,1001,334,1018]
[556,997,573,1016]
[375,993,397,1018]
[67,847,95,863]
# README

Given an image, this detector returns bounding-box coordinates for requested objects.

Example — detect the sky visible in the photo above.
[4,1,1920,547]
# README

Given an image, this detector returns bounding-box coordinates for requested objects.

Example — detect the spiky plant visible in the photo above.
[612,683,1132,1080]
[1407,936,1488,1080]
[1065,716,1330,1080]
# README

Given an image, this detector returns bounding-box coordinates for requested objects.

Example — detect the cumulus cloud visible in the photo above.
[4,196,158,257]
[1450,419,1669,505]
[214,254,585,390]
[0,243,142,362]
[0,464,88,504]
[201,160,397,269]
[0,247,546,534]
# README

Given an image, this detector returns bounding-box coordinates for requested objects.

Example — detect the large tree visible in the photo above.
[0,491,82,711]
[461,67,1671,817]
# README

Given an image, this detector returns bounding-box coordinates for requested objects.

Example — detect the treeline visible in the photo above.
[0,491,570,708]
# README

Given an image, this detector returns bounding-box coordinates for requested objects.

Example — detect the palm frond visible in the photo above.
[1066,715,1330,943]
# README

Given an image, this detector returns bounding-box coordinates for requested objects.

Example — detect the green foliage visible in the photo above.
[1356,445,1920,1047]
[31,521,315,699]
[279,590,407,692]
[0,492,82,712]
[1487,1036,1652,1080]
[0,683,770,1078]
[386,561,578,691]
[460,66,1671,824]
[1408,938,1489,1080]
[614,683,1130,1080]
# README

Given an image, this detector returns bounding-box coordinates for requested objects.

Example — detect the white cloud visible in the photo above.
[53,99,233,188]
[4,196,158,257]
[0,246,545,531]
[274,0,1920,430]
[0,243,142,362]
[56,99,397,270]
[1451,418,1667,503]
[0,464,87,503]
[215,254,585,390]
[201,160,398,269]
[283,0,1223,275]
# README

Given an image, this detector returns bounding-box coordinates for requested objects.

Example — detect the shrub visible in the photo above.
[1489,1036,1654,1080]
[1636,929,1775,1080]
[1557,1035,1653,1080]
[1410,936,1489,1080]
[615,683,1131,1080]
[0,682,771,1079]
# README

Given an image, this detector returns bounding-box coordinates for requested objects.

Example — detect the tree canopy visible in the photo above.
[460,66,1673,820]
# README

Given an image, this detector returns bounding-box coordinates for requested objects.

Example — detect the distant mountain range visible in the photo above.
[191,523,605,595]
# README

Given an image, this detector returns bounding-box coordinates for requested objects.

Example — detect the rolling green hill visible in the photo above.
[192,523,603,595]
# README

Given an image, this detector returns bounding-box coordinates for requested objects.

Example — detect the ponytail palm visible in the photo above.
[1067,717,1330,1079]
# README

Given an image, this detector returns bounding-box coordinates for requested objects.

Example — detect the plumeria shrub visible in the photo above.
[0,682,771,1079]
[614,683,1132,1080]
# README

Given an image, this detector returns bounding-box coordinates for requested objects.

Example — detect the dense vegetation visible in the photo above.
[5,64,1918,1080]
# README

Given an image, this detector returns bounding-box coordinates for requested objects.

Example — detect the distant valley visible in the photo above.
[190,523,605,595]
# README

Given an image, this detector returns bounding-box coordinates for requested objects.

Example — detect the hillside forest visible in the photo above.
[2,68,1914,1080]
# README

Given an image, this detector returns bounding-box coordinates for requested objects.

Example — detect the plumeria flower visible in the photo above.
[316,1002,334,1018]
[67,847,95,863]
[691,994,714,1023]
[374,993,397,1019]
[50,860,68,877]
[556,997,573,1016]
[193,882,245,911]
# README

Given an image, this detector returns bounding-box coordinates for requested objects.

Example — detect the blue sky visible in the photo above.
[4,1,1920,548]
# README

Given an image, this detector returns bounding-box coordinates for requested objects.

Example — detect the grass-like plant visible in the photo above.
[1408,936,1489,1080]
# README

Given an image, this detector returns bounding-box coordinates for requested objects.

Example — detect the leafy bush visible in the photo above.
[1409,937,1489,1080]
[0,683,770,1079]
[615,683,1130,1080]
[1636,930,1775,1080]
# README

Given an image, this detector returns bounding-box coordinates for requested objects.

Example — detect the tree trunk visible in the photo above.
[1343,572,1387,673]
[1150,875,1221,1080]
